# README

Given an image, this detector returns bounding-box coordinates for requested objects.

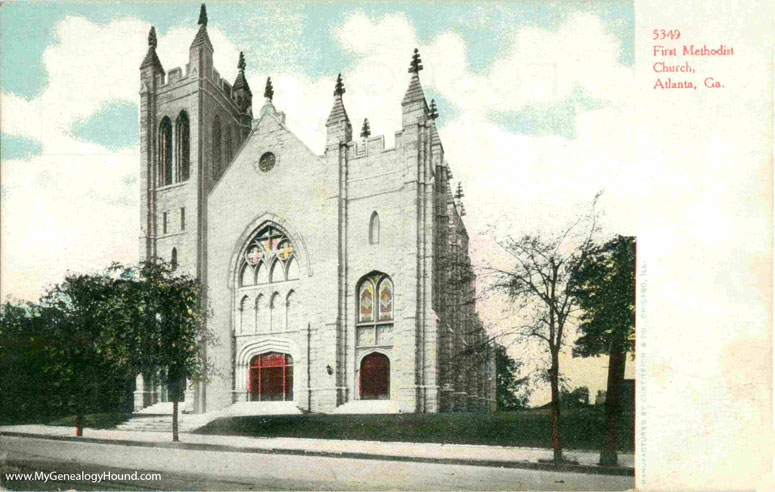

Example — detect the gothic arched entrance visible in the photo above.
[359,352,390,400]
[249,352,293,401]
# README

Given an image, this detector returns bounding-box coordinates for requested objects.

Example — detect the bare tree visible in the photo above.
[488,198,599,463]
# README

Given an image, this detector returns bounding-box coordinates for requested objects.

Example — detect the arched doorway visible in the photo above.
[359,352,390,400]
[249,352,293,402]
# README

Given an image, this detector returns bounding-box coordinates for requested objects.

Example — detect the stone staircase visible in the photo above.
[115,402,211,433]
[331,399,400,414]
[116,401,305,433]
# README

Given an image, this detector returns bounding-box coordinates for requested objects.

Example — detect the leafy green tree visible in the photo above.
[570,235,635,466]
[0,301,56,423]
[37,271,131,436]
[494,343,530,410]
[561,386,590,407]
[128,261,213,442]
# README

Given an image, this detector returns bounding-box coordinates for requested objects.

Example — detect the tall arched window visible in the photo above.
[285,290,296,331]
[176,111,190,182]
[270,259,282,283]
[369,212,380,244]
[171,248,178,271]
[159,117,173,186]
[270,292,282,332]
[254,294,264,333]
[212,115,222,177]
[239,295,249,334]
[225,124,233,165]
[357,272,394,348]
[240,263,253,287]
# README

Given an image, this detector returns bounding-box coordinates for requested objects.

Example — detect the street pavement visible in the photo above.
[0,424,634,471]
[1,435,635,491]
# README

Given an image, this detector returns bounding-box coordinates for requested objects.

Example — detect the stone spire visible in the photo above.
[148,26,157,48]
[233,51,253,113]
[327,74,350,126]
[360,118,371,138]
[190,3,212,50]
[140,26,164,73]
[402,49,428,125]
[198,3,207,26]
[233,52,251,95]
[326,73,352,149]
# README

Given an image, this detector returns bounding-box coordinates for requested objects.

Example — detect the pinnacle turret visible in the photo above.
[360,118,371,138]
[429,99,439,120]
[190,3,212,50]
[408,48,423,74]
[455,182,464,200]
[148,26,157,48]
[140,26,164,73]
[198,3,208,26]
[326,73,352,148]
[264,77,274,101]
[327,74,349,125]
[334,73,346,97]
[233,51,252,100]
[402,49,428,120]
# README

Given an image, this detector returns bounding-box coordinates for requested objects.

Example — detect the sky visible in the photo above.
[0,0,636,404]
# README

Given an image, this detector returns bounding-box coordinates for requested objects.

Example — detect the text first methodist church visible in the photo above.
[134,5,495,416]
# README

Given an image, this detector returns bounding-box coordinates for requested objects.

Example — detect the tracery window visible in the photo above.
[159,117,173,186]
[356,272,394,347]
[176,111,190,182]
[212,115,222,177]
[240,225,298,284]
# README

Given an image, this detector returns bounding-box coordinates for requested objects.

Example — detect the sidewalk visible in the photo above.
[0,424,634,476]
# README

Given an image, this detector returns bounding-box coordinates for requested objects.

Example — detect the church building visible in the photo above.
[134,5,495,415]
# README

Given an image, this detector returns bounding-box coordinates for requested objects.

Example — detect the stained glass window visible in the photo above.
[359,281,374,322]
[378,278,393,321]
[240,225,299,284]
[356,272,395,348]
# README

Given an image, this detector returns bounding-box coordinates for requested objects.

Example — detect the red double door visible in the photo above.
[360,353,390,400]
[249,353,293,401]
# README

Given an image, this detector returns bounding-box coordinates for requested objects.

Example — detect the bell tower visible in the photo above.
[136,4,253,413]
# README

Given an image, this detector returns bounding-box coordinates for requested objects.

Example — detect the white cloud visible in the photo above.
[1,17,241,301]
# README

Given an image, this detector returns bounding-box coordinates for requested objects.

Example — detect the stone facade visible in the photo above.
[135,6,495,415]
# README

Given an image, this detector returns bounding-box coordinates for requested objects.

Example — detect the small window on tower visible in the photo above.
[180,207,186,231]
[163,212,168,235]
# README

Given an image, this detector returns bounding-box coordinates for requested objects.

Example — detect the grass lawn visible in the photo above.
[196,407,634,452]
[47,412,131,429]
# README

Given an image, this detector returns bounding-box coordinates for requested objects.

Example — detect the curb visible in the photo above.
[0,431,634,477]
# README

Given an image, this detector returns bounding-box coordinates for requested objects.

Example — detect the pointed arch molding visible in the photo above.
[227,213,312,289]
[234,337,301,392]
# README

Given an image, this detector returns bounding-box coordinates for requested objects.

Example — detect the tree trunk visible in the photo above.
[549,350,563,463]
[600,346,626,466]
[75,413,83,437]
[172,397,179,442]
